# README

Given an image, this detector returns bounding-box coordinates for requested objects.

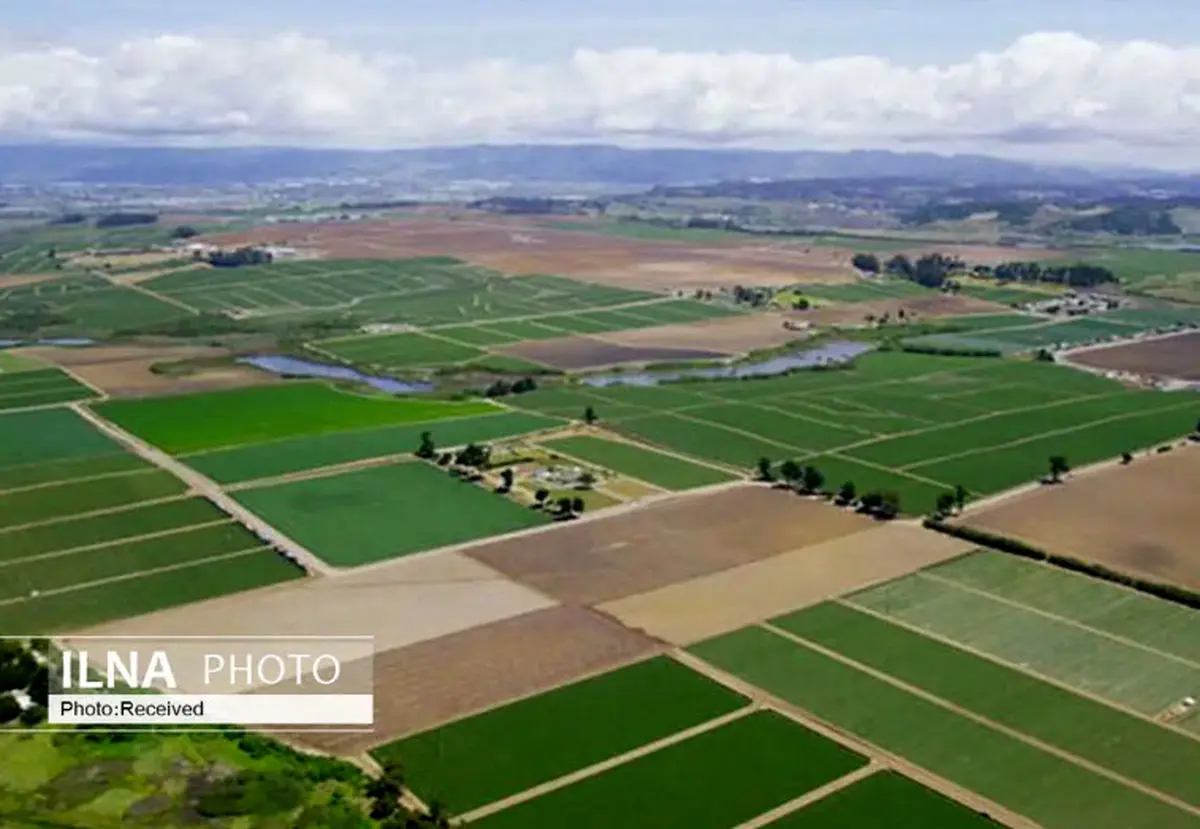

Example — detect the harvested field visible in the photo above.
[601,523,973,645]
[497,336,729,370]
[464,484,871,605]
[294,605,658,755]
[958,447,1200,590]
[1069,331,1200,381]
[0,272,61,289]
[592,312,801,353]
[23,344,273,396]
[202,217,858,290]
[791,293,1009,326]
[79,550,553,657]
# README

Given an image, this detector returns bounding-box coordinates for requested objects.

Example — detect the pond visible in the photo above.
[580,341,873,387]
[239,355,435,394]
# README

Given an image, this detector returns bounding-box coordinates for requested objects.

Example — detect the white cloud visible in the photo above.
[2,31,1200,164]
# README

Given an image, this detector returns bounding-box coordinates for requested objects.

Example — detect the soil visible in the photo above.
[0,273,62,289]
[959,446,1200,589]
[463,484,871,606]
[22,344,274,397]
[291,605,658,755]
[600,523,973,645]
[497,337,730,370]
[590,312,802,354]
[791,293,1010,326]
[201,216,858,290]
[1068,331,1200,381]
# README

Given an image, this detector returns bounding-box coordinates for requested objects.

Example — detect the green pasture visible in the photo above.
[317,332,485,368]
[0,498,226,564]
[0,521,263,602]
[0,350,44,372]
[845,573,1198,717]
[0,548,301,634]
[691,627,1199,829]
[958,284,1051,305]
[469,711,868,829]
[795,280,932,303]
[94,382,501,454]
[928,553,1200,663]
[186,411,561,485]
[775,602,1200,807]
[0,407,124,469]
[0,274,189,333]
[541,435,736,490]
[935,313,1044,331]
[372,657,747,813]
[0,453,148,492]
[767,771,998,829]
[0,368,95,411]
[233,460,547,567]
[0,470,187,530]
[1084,247,1200,300]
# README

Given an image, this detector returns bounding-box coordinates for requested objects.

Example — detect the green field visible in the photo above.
[469,711,868,829]
[0,350,44,373]
[0,274,190,334]
[541,435,736,490]
[792,280,933,303]
[0,368,96,411]
[315,332,486,368]
[233,460,548,566]
[94,382,502,454]
[766,771,998,828]
[0,407,126,469]
[773,602,1200,806]
[372,657,748,813]
[1084,247,1200,302]
[186,411,562,484]
[692,627,1198,829]
[506,352,1196,514]
[0,469,187,529]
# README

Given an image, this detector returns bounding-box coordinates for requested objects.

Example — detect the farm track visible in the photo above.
[70,403,336,576]
[759,623,1200,817]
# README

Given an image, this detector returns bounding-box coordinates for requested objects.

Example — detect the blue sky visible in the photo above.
[11,0,1200,63]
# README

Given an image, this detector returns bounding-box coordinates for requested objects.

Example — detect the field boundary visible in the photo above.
[0,518,233,569]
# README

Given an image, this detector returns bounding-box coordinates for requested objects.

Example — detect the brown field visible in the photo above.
[591,312,802,354]
[77,551,554,661]
[464,484,872,605]
[902,243,1061,266]
[22,344,275,396]
[497,336,729,370]
[1069,331,1200,381]
[0,272,61,289]
[794,293,1010,326]
[293,605,658,755]
[600,524,974,645]
[959,447,1200,589]
[202,216,857,290]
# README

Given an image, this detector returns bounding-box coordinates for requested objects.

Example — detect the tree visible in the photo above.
[556,497,574,517]
[1048,455,1070,482]
[1121,451,1133,465]
[935,492,957,517]
[878,491,901,520]
[511,376,538,394]
[583,406,598,424]
[836,481,856,505]
[170,225,199,239]
[415,431,436,460]
[534,488,550,508]
[578,471,597,490]
[859,492,884,513]
[794,297,810,310]
[778,460,802,488]
[953,484,968,512]
[0,694,20,725]
[801,465,825,494]
[456,443,491,469]
[571,496,585,515]
[756,457,774,482]
[499,468,515,491]
[436,452,453,466]
[851,253,880,274]
[485,379,512,398]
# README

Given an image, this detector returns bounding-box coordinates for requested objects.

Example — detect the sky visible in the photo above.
[3,0,1200,167]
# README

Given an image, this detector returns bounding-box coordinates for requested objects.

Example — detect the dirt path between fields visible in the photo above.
[731,764,880,829]
[671,650,1038,828]
[760,623,1200,817]
[70,403,335,576]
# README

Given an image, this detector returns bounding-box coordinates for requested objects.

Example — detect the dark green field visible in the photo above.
[0,369,96,411]
[541,435,736,490]
[0,470,187,529]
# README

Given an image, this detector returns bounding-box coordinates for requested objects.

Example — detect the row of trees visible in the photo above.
[485,376,538,398]
[207,246,273,268]
[755,458,902,520]
[852,251,1117,289]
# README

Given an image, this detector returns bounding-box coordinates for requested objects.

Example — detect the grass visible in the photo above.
[0,521,263,601]
[0,350,44,372]
[773,602,1200,807]
[468,711,868,829]
[0,470,188,529]
[0,407,125,469]
[0,274,190,334]
[0,548,301,633]
[371,656,748,813]
[0,498,226,563]
[0,453,148,492]
[233,461,548,566]
[541,435,736,490]
[0,369,95,411]
[94,382,501,454]
[691,627,1198,829]
[765,771,999,828]
[186,412,562,484]
[319,332,486,367]
[844,572,1198,717]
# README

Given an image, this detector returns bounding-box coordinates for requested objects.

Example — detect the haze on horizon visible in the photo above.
[3,0,1200,169]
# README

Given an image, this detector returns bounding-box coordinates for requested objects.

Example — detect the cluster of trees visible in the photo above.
[0,639,49,727]
[366,760,451,828]
[976,261,1116,287]
[484,376,538,398]
[95,211,158,228]
[48,212,87,225]
[170,225,199,239]
[731,285,773,308]
[532,489,587,519]
[207,247,273,268]
[853,250,1117,290]
[755,458,901,519]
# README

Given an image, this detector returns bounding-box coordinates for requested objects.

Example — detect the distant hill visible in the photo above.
[0,143,1184,188]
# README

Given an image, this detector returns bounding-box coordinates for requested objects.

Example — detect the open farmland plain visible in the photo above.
[0,273,191,334]
[0,407,303,632]
[0,367,97,411]
[1069,330,1200,381]
[507,351,1197,514]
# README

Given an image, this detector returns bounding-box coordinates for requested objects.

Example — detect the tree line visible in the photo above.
[851,252,1116,289]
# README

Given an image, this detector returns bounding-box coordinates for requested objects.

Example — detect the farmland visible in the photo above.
[0,408,302,632]
[1070,330,1200,381]
[94,382,503,454]
[541,434,736,490]
[0,273,191,334]
[232,460,549,567]
[0,368,96,411]
[509,351,1197,514]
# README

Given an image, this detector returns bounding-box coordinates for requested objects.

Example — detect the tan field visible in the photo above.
[1069,331,1200,381]
[0,272,62,289]
[592,312,802,354]
[959,446,1200,589]
[793,293,1010,326]
[601,523,974,645]
[464,484,872,605]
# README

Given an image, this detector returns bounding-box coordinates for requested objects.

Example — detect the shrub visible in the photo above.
[195,770,304,817]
